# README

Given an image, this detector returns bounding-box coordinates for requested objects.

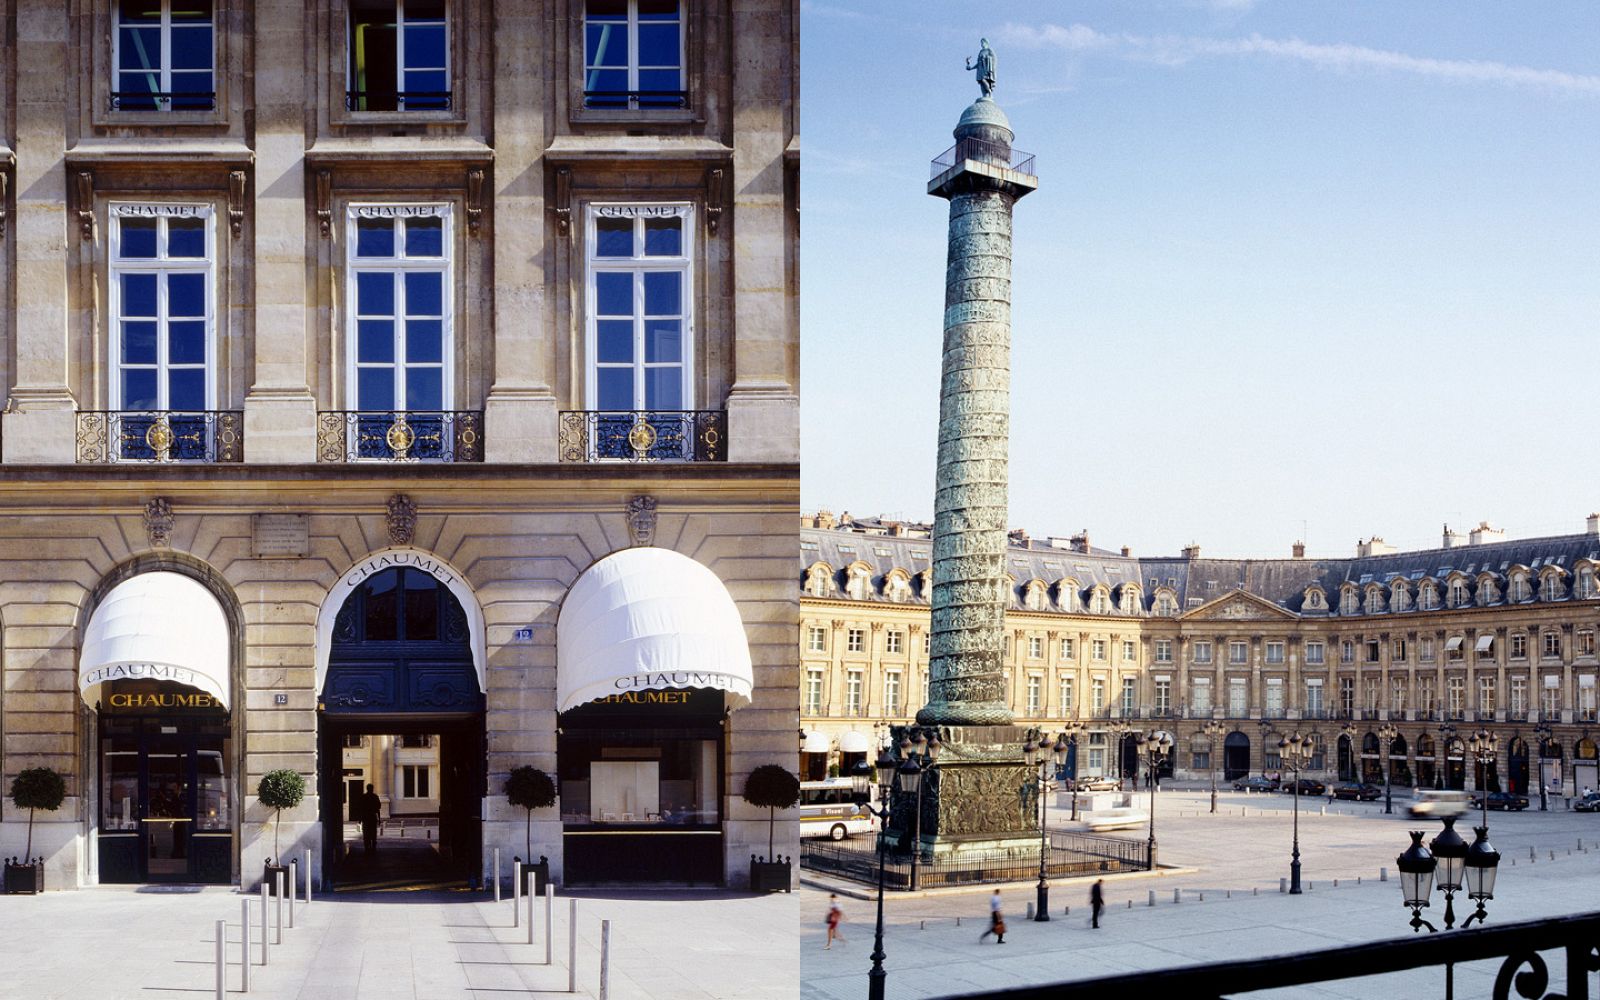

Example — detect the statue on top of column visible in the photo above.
[966,38,996,98]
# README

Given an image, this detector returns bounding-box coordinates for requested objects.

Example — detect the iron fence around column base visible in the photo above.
[800,831,1147,891]
[75,411,243,463]
[316,410,483,462]
[558,410,727,462]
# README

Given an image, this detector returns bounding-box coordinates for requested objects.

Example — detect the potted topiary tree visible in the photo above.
[257,768,306,895]
[6,767,66,894]
[505,766,556,895]
[742,764,800,892]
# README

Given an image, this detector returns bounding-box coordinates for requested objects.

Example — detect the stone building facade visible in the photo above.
[801,513,1600,800]
[0,0,799,890]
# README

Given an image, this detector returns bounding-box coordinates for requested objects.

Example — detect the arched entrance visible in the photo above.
[1337,735,1355,782]
[1444,739,1466,790]
[1390,734,1412,787]
[315,550,486,891]
[1361,732,1382,783]
[1223,732,1250,781]
[1540,738,1564,797]
[1507,737,1529,794]
[1120,734,1140,785]
[1417,734,1436,789]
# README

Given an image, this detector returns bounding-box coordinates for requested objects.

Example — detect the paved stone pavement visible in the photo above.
[0,886,797,1000]
[801,787,1600,999]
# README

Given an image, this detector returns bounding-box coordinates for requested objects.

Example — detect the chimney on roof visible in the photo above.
[838,510,853,527]
[1070,530,1090,553]
[1292,541,1305,559]
[1008,527,1030,546]
[1181,543,1201,560]
[1588,513,1599,538]
[888,522,904,537]
[1120,545,1131,557]
[1468,522,1504,546]
[1442,523,1465,549]
[1357,537,1396,558]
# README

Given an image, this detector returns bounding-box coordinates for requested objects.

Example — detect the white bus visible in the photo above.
[799,778,878,841]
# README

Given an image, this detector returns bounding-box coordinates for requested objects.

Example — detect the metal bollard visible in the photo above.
[304,850,313,905]
[494,849,502,903]
[288,861,297,928]
[599,920,611,1000]
[260,883,270,965]
[241,898,251,992]
[1026,902,1035,920]
[528,882,535,946]
[568,899,578,994]
[1173,888,1181,904]
[1280,878,1287,893]
[545,886,554,965]
[215,919,225,1000]
[275,871,285,944]
[1147,890,1154,907]
[514,862,522,927]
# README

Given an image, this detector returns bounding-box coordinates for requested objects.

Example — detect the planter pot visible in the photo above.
[263,862,291,896]
[515,855,550,896]
[749,856,792,893]
[4,858,43,894]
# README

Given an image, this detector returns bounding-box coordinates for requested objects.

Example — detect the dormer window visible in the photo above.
[1509,573,1530,603]
[1340,586,1358,615]
[1448,579,1467,608]
[1365,586,1385,615]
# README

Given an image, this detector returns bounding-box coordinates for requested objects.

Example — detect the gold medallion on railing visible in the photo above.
[386,415,415,457]
[145,417,174,459]
[628,417,657,454]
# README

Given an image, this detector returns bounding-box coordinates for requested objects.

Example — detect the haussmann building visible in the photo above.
[0,0,799,891]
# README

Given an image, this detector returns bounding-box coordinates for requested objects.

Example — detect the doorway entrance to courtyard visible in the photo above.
[316,562,486,891]
[1223,732,1250,781]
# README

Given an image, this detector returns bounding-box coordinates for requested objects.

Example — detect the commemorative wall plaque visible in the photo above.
[252,514,310,558]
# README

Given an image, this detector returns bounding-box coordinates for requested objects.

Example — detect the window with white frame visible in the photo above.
[1447,676,1465,716]
[1122,640,1136,663]
[1392,638,1408,662]
[1191,676,1211,714]
[1228,640,1248,665]
[1028,635,1042,659]
[804,669,822,714]
[1510,675,1527,717]
[1580,630,1597,657]
[113,1,216,111]
[1121,677,1136,712]
[348,0,450,111]
[1265,640,1284,664]
[1511,633,1528,659]
[1264,678,1284,715]
[1420,583,1439,610]
[1091,679,1105,712]
[1026,674,1042,715]
[1228,678,1247,715]
[583,0,685,109]
[885,671,902,716]
[347,206,453,455]
[1449,579,1467,607]
[1418,676,1435,713]
[1544,631,1562,659]
[1541,678,1560,718]
[1154,639,1172,663]
[1060,637,1075,659]
[1091,589,1110,614]
[1154,678,1171,714]
[846,628,864,653]
[807,626,826,652]
[1420,637,1435,661]
[1305,641,1325,665]
[1478,676,1496,714]
[1580,567,1598,599]
[1305,678,1323,715]
[845,670,862,715]
[1193,640,1212,664]
[1058,676,1074,714]
[1365,639,1380,663]
[109,205,218,460]
[1341,639,1355,664]
[1391,677,1406,713]
[586,204,696,456]
[1363,678,1379,711]
[401,764,431,798]
[1339,677,1354,714]
[1092,639,1106,661]
[1580,675,1597,722]
[923,632,931,655]
[885,630,903,655]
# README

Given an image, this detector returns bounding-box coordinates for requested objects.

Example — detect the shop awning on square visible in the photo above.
[79,572,231,710]
[803,731,832,754]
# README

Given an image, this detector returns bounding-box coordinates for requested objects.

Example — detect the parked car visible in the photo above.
[1574,792,1600,813]
[1280,778,1326,796]
[1472,791,1529,811]
[1071,776,1120,792]
[1332,782,1382,801]
[1232,775,1279,792]
[1408,789,1471,819]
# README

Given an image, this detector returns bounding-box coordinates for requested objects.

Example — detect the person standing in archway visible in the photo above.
[360,783,382,854]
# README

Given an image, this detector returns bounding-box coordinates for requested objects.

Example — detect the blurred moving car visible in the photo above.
[1280,778,1326,796]
[1472,790,1530,811]
[1232,776,1279,792]
[1408,789,1471,819]
[1071,776,1120,792]
[1574,792,1600,813]
[1332,782,1382,801]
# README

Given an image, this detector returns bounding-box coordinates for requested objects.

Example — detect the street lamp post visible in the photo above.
[1378,722,1399,815]
[1437,722,1457,791]
[1467,728,1499,831]
[1202,720,1225,814]
[1108,719,1130,790]
[1022,733,1069,921]
[898,730,941,892]
[849,751,898,1000]
[1533,721,1553,811]
[1137,730,1172,870]
[1395,816,1501,935]
[1280,732,1313,894]
[1063,723,1083,821]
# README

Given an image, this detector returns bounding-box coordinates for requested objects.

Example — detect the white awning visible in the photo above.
[80,572,231,710]
[556,547,753,713]
[802,730,832,754]
[838,731,872,754]
[1446,636,1465,651]
[1476,634,1495,653]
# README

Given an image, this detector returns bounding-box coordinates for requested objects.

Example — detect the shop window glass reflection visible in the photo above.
[560,737,718,825]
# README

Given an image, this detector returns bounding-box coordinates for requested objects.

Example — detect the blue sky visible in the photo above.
[800,1,1600,558]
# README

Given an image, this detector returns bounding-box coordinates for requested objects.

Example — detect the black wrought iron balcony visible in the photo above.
[582,90,689,110]
[76,410,242,463]
[930,136,1037,179]
[344,91,453,111]
[317,410,483,463]
[559,410,727,463]
[109,91,217,111]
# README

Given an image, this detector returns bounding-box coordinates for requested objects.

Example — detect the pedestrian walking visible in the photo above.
[1090,879,1105,929]
[825,894,846,949]
[359,783,382,854]
[978,889,1007,944]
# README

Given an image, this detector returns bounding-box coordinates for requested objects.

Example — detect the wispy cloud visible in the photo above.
[996,22,1600,97]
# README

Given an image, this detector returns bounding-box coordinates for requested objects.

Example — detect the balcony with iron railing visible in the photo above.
[345,91,452,111]
[109,91,217,111]
[76,411,243,464]
[929,136,1037,180]
[583,90,688,109]
[558,410,726,463]
[316,411,483,463]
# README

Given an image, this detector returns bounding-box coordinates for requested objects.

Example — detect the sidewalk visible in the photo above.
[0,886,797,1000]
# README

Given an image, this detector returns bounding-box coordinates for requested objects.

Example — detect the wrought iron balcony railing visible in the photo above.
[559,410,726,463]
[583,89,689,109]
[317,410,483,463]
[930,136,1037,179]
[344,91,452,111]
[109,91,217,111]
[76,410,242,463]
